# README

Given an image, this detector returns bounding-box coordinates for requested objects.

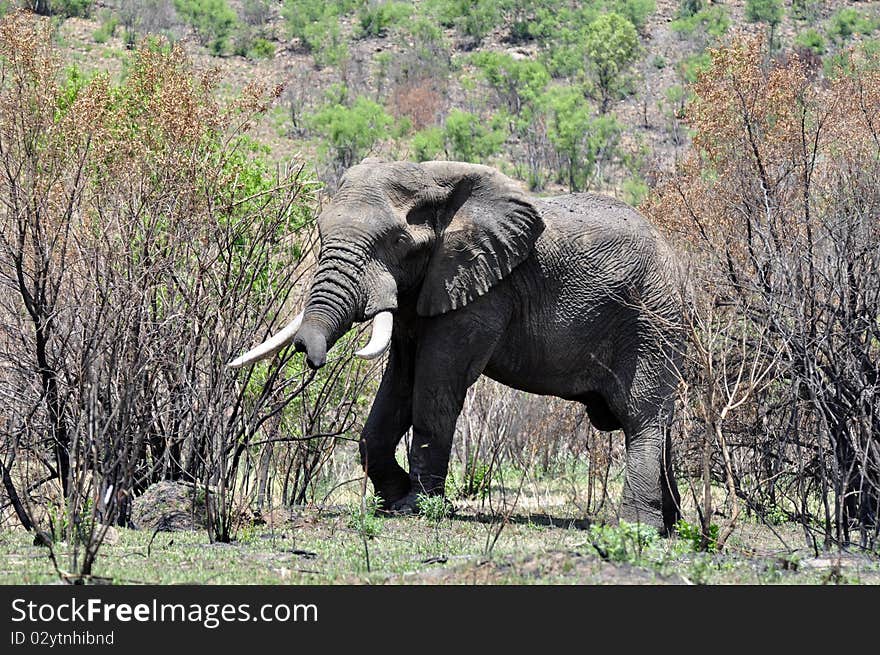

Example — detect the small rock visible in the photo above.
[33,530,53,547]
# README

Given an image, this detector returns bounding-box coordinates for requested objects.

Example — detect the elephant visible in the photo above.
[229,160,685,533]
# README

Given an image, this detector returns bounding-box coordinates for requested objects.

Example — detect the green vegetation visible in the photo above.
[745,0,784,49]
[50,0,93,18]
[543,85,622,191]
[357,1,411,38]
[794,28,826,55]
[174,0,237,54]
[442,108,507,163]
[348,494,384,539]
[4,1,880,588]
[670,4,729,42]
[416,494,453,522]
[584,13,641,112]
[827,7,879,43]
[675,519,719,553]
[308,93,396,171]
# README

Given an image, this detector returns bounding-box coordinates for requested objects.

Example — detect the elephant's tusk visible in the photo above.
[354,311,393,360]
[227,311,304,368]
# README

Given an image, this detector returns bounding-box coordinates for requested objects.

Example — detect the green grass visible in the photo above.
[3,502,878,585]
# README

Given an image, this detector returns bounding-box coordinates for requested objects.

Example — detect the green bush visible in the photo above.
[248,37,275,59]
[174,0,238,55]
[411,126,444,161]
[442,108,507,163]
[308,95,395,170]
[827,8,879,43]
[621,176,649,207]
[745,0,783,25]
[50,0,92,18]
[670,5,729,41]
[282,0,354,65]
[357,1,411,38]
[348,494,383,539]
[678,52,712,84]
[542,84,622,191]
[677,0,703,18]
[606,0,656,32]
[425,0,501,43]
[416,494,452,522]
[92,15,117,44]
[794,28,826,55]
[587,521,661,564]
[472,51,549,130]
[791,0,821,23]
[675,519,719,553]
[584,13,640,112]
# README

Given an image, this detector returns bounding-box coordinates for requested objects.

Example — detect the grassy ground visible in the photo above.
[3,486,878,585]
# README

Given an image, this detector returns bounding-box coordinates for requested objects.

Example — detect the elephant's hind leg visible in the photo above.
[620,414,680,535]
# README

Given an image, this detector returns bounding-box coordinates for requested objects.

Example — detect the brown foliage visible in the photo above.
[390,79,444,130]
[646,35,880,551]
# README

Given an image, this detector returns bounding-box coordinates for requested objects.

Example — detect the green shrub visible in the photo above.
[92,15,117,44]
[584,13,640,112]
[248,37,275,59]
[472,51,549,133]
[675,519,719,553]
[606,0,656,32]
[794,28,826,55]
[621,176,649,207]
[670,5,729,41]
[357,1,411,38]
[282,0,354,65]
[411,126,444,161]
[827,8,878,43]
[308,95,395,170]
[791,0,821,23]
[174,0,238,54]
[425,0,501,43]
[348,494,383,539]
[542,84,622,191]
[588,521,661,564]
[442,108,507,163]
[745,0,784,25]
[677,0,703,18]
[678,52,712,84]
[416,494,452,522]
[50,0,92,18]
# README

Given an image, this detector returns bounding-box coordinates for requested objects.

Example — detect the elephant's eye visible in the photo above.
[395,233,409,246]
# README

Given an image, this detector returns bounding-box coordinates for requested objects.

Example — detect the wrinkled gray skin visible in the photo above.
[268,161,683,532]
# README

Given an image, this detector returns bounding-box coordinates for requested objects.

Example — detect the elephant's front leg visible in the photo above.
[359,339,414,508]
[389,310,504,513]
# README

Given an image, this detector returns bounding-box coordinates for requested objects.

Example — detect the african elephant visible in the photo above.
[230,160,684,533]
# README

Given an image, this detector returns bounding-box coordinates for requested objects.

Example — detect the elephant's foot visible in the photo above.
[372,469,411,510]
[387,491,421,515]
[385,491,455,518]
[620,501,667,535]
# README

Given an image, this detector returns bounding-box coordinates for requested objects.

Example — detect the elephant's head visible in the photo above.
[228,160,544,369]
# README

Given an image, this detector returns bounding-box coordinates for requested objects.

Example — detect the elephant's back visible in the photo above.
[537,193,665,244]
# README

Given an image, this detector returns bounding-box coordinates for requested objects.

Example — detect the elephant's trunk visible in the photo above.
[293,320,328,369]
[227,235,395,370]
[293,238,368,368]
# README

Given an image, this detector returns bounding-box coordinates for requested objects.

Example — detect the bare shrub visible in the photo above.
[646,35,880,551]
[0,13,371,578]
[390,80,443,131]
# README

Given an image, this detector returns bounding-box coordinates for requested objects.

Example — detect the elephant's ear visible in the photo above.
[416,162,544,317]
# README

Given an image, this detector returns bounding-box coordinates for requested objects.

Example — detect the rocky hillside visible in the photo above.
[29,0,880,198]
